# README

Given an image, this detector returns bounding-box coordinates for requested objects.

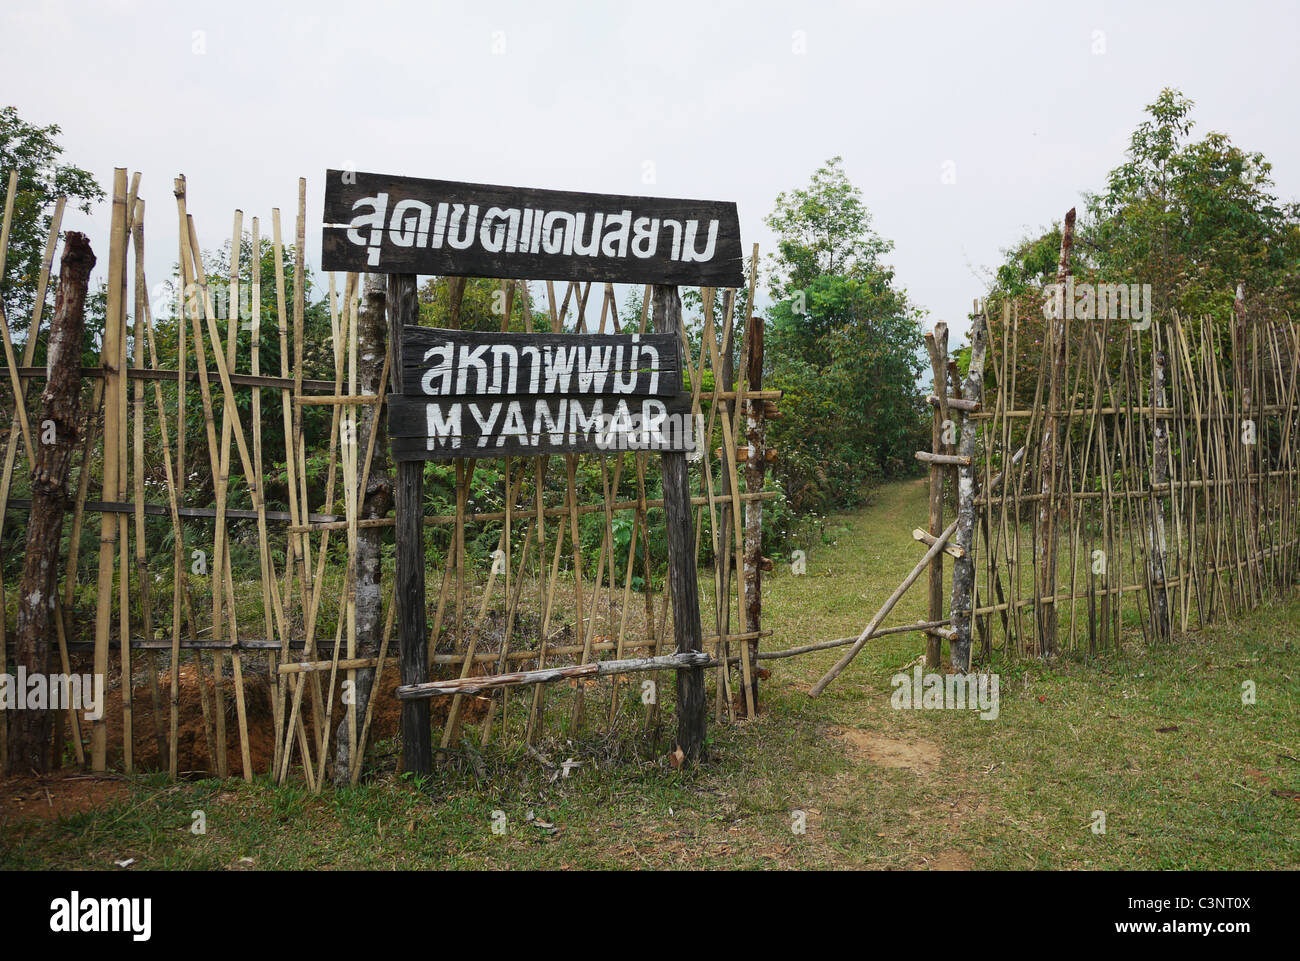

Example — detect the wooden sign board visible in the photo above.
[388,327,697,460]
[322,170,743,287]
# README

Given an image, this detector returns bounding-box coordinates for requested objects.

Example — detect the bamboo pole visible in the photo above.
[89,169,128,771]
[141,244,187,777]
[130,199,167,765]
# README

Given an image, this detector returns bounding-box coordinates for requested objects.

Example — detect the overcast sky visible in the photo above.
[4,0,1298,345]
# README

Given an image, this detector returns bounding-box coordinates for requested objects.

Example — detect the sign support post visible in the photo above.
[388,272,433,777]
[326,169,744,772]
[653,285,707,764]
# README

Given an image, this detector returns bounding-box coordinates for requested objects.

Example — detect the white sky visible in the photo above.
[4,0,1298,345]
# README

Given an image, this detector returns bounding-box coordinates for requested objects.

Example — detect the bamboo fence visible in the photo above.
[967,302,1300,660]
[0,170,778,786]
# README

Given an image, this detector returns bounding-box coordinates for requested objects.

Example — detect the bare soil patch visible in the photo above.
[829,726,941,774]
[0,775,128,825]
[924,849,973,870]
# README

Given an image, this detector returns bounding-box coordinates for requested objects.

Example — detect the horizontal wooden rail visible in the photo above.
[287,489,783,532]
[3,366,778,401]
[13,365,337,393]
[916,451,970,467]
[754,620,951,660]
[3,498,342,525]
[396,652,714,699]
[42,637,305,652]
[294,394,382,406]
[913,528,964,558]
[429,631,771,666]
[972,404,1300,420]
[45,631,774,661]
[975,474,1300,506]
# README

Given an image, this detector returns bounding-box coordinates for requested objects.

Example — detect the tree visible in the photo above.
[764,156,892,299]
[8,231,94,774]
[981,88,1300,411]
[417,276,548,332]
[763,159,928,513]
[0,106,103,327]
[333,274,391,785]
[1085,88,1300,319]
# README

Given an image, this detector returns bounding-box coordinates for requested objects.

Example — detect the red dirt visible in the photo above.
[0,775,128,825]
[56,655,491,779]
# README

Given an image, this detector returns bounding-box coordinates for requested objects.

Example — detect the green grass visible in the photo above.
[3,479,1298,869]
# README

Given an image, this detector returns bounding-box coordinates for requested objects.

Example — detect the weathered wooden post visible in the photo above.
[924,323,950,668]
[741,261,767,716]
[8,232,95,774]
[388,272,432,777]
[654,285,708,762]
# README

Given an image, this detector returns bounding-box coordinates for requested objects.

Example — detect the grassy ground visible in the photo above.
[2,479,1297,869]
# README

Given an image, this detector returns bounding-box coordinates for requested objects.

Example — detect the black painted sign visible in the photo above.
[388,327,697,461]
[321,170,743,287]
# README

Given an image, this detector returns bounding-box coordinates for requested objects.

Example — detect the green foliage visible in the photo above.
[764,156,892,299]
[1085,88,1300,319]
[0,106,104,325]
[987,88,1300,334]
[762,159,928,515]
[980,88,1300,419]
[418,277,551,332]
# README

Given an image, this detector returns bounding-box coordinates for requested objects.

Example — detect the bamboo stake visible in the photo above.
[114,174,140,773]
[130,199,167,765]
[171,178,223,770]
[89,169,128,771]
[142,248,187,777]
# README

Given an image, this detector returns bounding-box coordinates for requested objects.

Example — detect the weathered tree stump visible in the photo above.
[9,231,95,774]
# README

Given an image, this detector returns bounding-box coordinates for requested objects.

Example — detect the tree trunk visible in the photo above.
[334,275,393,784]
[924,323,950,668]
[8,232,95,774]
[948,311,990,672]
